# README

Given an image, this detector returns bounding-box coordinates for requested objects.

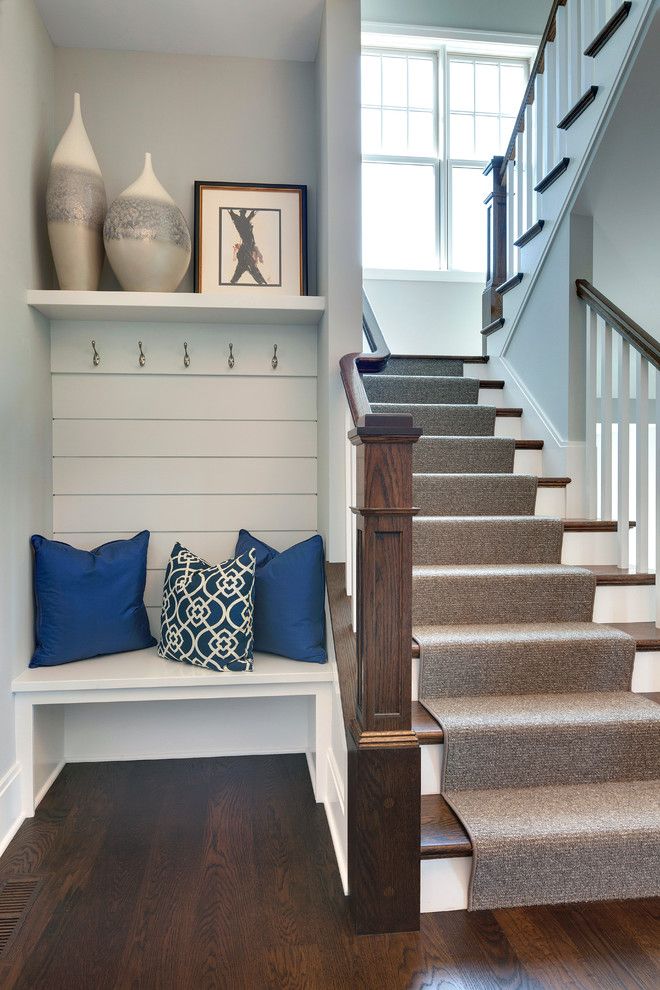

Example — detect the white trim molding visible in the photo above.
[0,762,23,858]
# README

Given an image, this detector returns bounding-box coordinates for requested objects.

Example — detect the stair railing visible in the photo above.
[338,292,422,934]
[577,280,659,621]
[483,0,632,325]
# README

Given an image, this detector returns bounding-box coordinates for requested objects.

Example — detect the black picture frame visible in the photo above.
[193,180,308,295]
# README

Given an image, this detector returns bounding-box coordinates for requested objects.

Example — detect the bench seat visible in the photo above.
[12,647,335,818]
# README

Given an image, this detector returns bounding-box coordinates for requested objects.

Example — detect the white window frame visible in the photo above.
[361,36,534,277]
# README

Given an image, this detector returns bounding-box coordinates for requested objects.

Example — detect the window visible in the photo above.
[361,44,530,273]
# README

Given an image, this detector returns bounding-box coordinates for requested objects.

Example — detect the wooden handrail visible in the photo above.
[576,280,660,370]
[499,0,567,180]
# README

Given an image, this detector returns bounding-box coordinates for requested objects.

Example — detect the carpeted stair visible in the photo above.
[365,352,660,910]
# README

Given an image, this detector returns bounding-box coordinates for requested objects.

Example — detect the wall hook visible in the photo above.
[271,344,278,370]
[183,341,190,368]
[138,341,146,367]
[228,342,235,369]
[91,340,100,367]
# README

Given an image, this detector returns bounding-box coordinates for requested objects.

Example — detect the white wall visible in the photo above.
[0,0,54,842]
[575,11,660,339]
[315,0,363,561]
[364,276,482,354]
[361,0,549,35]
[54,47,318,293]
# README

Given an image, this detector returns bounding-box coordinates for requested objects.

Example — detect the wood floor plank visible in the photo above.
[0,756,658,989]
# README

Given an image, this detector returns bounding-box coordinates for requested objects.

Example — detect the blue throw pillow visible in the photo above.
[235,530,327,663]
[158,543,256,672]
[30,531,155,667]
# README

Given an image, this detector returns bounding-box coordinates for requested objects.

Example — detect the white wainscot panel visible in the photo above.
[53,493,317,533]
[53,419,317,458]
[52,374,317,420]
[53,457,317,495]
[55,531,317,568]
[51,322,318,377]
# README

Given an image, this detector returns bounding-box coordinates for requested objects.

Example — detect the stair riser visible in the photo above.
[535,487,566,517]
[593,585,656,623]
[415,476,538,517]
[494,417,522,439]
[412,649,657,702]
[421,858,471,913]
[562,530,619,566]
[513,449,543,475]
[477,388,505,407]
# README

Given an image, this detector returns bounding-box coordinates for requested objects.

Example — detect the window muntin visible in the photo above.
[361,45,529,273]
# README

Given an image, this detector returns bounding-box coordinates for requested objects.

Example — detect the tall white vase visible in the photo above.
[46,92,106,290]
[103,153,191,292]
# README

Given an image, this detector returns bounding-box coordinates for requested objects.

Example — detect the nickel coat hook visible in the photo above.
[91,340,100,367]
[272,344,278,370]
[138,341,146,367]
[228,342,235,369]
[183,342,190,368]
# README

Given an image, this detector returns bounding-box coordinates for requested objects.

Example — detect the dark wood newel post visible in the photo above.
[482,154,507,330]
[347,412,422,935]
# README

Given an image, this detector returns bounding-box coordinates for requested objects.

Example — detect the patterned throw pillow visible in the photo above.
[158,543,256,671]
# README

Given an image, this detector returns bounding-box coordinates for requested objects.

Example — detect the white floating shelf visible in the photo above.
[27,290,326,326]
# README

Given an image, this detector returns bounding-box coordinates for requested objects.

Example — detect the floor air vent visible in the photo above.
[0,877,42,955]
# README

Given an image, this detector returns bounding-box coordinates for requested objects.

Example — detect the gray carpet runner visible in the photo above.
[415,436,515,473]
[413,516,564,565]
[364,352,659,910]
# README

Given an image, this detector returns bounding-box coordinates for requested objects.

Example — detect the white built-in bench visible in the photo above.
[12,647,335,817]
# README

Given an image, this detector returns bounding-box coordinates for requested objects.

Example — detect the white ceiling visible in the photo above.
[35,0,325,62]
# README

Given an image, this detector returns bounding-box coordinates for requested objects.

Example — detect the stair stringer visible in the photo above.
[493,0,657,356]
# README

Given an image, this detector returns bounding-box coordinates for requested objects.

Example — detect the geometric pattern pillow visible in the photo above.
[158,542,256,672]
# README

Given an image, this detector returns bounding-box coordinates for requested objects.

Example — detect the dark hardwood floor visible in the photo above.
[0,755,657,989]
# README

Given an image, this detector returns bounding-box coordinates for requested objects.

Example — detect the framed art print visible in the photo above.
[194,181,307,295]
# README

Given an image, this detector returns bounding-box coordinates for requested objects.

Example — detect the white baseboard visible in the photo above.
[324,748,348,894]
[0,763,23,857]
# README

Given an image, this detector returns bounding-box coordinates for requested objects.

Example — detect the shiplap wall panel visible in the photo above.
[53,494,317,533]
[51,322,317,376]
[53,457,317,495]
[52,374,316,421]
[53,419,317,458]
[55,531,318,569]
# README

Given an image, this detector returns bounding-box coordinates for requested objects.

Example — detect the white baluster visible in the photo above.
[617,337,630,569]
[506,158,515,276]
[544,40,557,168]
[516,131,524,251]
[351,437,358,634]
[534,72,545,204]
[556,4,569,161]
[525,103,535,228]
[600,319,613,519]
[568,0,582,107]
[636,355,649,572]
[581,0,594,87]
[595,0,607,33]
[585,306,598,518]
[345,403,353,596]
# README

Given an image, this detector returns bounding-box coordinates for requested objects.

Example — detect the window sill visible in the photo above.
[363,268,485,283]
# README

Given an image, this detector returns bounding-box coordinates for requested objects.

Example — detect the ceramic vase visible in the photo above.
[103,153,191,291]
[46,92,107,290]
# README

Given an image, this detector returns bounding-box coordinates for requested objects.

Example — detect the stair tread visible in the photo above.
[564,519,635,531]
[391,354,488,363]
[420,793,472,858]
[586,565,656,586]
[516,439,544,449]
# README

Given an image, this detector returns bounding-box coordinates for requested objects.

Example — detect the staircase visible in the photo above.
[359,353,659,913]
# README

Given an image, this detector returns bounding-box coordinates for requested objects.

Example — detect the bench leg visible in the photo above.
[313,686,332,804]
[15,696,35,817]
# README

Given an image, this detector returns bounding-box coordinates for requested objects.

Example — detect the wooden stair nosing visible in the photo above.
[514,219,545,248]
[563,519,635,532]
[391,354,489,363]
[496,273,524,295]
[516,439,544,450]
[557,85,599,130]
[478,380,505,389]
[609,622,660,651]
[584,1,632,57]
[496,407,522,417]
[534,157,570,193]
[588,565,655,586]
[537,477,571,488]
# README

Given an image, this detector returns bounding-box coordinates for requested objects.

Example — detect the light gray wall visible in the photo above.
[54,47,318,292]
[361,0,550,35]
[0,0,53,796]
[575,11,660,339]
[364,278,482,354]
[316,0,363,561]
